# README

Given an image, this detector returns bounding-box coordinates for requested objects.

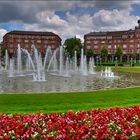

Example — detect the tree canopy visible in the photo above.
[100,46,108,58]
[115,46,123,58]
[86,48,94,58]
[64,37,83,58]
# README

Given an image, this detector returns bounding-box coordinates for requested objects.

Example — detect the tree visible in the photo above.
[86,48,94,58]
[64,37,83,58]
[115,46,123,61]
[100,46,108,62]
[1,47,9,58]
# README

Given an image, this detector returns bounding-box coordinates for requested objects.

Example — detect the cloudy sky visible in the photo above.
[0,0,140,43]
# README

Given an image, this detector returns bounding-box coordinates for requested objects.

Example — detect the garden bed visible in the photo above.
[1,106,140,139]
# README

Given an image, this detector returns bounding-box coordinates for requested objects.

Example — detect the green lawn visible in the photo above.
[113,66,140,73]
[1,87,140,114]
[96,66,140,73]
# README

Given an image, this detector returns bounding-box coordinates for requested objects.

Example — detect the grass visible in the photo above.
[1,87,140,114]
[112,66,140,73]
[96,66,140,73]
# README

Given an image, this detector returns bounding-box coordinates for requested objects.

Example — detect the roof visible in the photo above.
[4,30,61,40]
[84,29,135,37]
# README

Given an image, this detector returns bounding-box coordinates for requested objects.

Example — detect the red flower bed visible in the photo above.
[1,106,140,139]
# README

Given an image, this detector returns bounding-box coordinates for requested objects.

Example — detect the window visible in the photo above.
[94,45,98,49]
[123,50,126,54]
[123,44,127,48]
[52,45,55,49]
[137,39,140,42]
[107,36,112,39]
[31,40,35,43]
[37,40,41,43]
[123,40,127,43]
[87,36,94,39]
[118,40,122,43]
[17,39,21,42]
[9,48,14,53]
[130,44,134,48]
[9,39,13,42]
[130,40,134,43]
[122,35,128,39]
[44,40,48,44]
[10,44,13,48]
[25,44,28,49]
[113,36,122,39]
[108,45,111,49]
[25,40,29,43]
[101,41,105,43]
[94,40,98,44]
[87,46,91,49]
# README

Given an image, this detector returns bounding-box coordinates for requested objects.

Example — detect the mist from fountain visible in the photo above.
[47,48,58,72]
[22,49,35,71]
[8,58,14,77]
[17,44,23,76]
[59,45,64,75]
[2,42,119,84]
[65,57,70,77]
[43,46,52,69]
[80,49,88,76]
[74,51,78,71]
[88,57,96,74]
[101,67,114,78]
[32,47,46,82]
[5,49,9,70]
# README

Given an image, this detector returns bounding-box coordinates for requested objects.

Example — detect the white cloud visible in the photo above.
[92,9,140,31]
[23,7,140,44]
[0,29,7,42]
[36,10,68,28]
[1,0,139,43]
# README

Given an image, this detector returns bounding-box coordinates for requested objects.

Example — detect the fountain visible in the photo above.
[80,48,88,76]
[0,43,122,93]
[5,49,9,70]
[16,44,23,76]
[8,58,14,77]
[88,57,96,74]
[101,67,115,78]
[74,51,78,71]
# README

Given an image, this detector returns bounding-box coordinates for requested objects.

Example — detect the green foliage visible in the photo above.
[86,48,94,58]
[115,46,123,58]
[1,47,9,58]
[130,53,136,59]
[64,37,83,58]
[100,46,108,58]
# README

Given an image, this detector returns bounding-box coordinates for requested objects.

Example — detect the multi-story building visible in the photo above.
[84,20,140,62]
[2,30,61,56]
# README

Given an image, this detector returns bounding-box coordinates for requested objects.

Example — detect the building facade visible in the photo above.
[84,21,140,62]
[2,30,61,56]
